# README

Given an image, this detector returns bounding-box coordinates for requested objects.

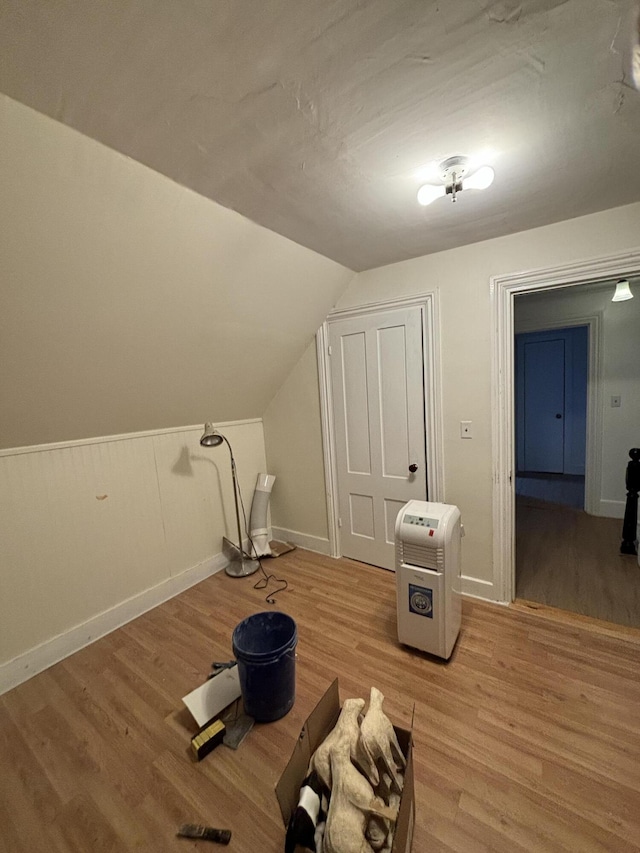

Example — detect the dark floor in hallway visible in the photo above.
[516,495,640,628]
[516,472,585,509]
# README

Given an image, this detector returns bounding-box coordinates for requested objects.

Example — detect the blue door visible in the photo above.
[516,327,588,475]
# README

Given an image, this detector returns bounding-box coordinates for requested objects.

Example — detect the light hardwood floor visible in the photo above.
[516,496,640,628]
[2,549,640,852]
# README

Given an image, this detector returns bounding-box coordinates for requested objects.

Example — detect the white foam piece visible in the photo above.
[182,665,241,727]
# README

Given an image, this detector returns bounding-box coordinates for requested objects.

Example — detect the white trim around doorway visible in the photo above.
[317,292,444,559]
[491,249,640,603]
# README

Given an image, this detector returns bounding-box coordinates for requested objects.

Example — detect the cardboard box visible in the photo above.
[275,679,415,853]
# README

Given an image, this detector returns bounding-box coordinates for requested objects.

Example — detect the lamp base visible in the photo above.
[222,537,260,578]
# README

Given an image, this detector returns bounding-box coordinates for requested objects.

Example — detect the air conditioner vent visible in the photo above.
[399,542,443,571]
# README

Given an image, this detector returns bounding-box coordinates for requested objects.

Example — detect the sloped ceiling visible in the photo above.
[0,93,354,448]
[1,0,640,272]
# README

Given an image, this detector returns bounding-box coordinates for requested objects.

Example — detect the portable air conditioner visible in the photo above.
[395,500,462,660]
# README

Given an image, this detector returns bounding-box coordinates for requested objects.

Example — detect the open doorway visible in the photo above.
[491,254,640,630]
[509,283,640,626]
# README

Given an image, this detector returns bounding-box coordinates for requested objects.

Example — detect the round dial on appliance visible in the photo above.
[410,592,432,614]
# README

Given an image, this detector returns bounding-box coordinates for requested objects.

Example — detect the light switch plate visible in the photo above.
[460,421,473,439]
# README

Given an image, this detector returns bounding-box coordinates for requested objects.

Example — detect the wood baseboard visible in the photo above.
[270,526,331,555]
[0,552,227,695]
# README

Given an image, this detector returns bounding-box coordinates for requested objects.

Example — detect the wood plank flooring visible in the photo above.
[516,496,640,627]
[2,549,640,852]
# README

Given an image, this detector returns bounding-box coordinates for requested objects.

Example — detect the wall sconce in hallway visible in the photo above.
[611,279,634,302]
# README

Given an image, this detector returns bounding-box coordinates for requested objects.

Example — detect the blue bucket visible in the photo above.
[231,611,297,723]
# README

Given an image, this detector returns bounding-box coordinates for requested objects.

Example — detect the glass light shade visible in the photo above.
[417,183,446,206]
[612,280,634,302]
[463,165,495,191]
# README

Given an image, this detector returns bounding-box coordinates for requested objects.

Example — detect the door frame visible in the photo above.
[514,317,601,511]
[491,248,640,603]
[317,292,444,559]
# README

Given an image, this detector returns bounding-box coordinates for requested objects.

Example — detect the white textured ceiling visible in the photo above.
[1,0,639,271]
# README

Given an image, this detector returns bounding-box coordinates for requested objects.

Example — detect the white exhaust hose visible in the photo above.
[249,474,276,557]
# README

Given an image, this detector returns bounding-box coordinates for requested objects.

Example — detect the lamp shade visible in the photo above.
[200,422,223,446]
[464,165,495,191]
[612,280,634,302]
[417,183,446,206]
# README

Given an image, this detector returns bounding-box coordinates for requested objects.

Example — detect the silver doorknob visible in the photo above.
[409,463,418,473]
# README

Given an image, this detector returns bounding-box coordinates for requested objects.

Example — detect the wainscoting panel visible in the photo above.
[0,420,267,693]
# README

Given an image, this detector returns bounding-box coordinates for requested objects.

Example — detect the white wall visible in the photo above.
[0,93,354,449]
[338,203,640,597]
[0,420,266,694]
[264,203,640,600]
[263,342,331,553]
[0,93,356,693]
[515,284,640,516]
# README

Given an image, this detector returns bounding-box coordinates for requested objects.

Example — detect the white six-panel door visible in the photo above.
[328,306,427,570]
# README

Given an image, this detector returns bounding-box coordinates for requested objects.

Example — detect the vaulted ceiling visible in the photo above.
[1,0,639,271]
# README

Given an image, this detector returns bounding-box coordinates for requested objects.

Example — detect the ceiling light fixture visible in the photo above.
[417,156,495,206]
[612,279,634,302]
